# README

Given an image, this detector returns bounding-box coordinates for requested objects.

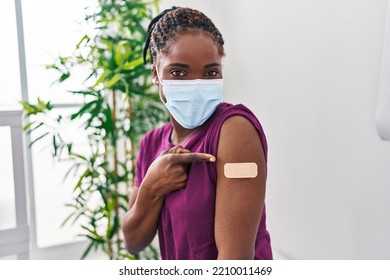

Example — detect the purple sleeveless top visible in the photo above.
[134,102,272,260]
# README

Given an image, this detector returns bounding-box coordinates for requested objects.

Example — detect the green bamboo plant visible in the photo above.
[20,0,167,260]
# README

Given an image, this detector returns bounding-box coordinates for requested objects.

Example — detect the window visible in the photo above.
[29,108,89,248]
[0,126,17,231]
[0,0,29,260]
[21,0,96,249]
[22,0,96,105]
[1,0,100,259]
[0,0,21,109]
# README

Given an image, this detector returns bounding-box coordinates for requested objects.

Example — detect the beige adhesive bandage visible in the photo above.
[224,162,258,178]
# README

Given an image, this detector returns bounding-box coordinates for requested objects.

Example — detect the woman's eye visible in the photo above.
[206,70,219,77]
[170,70,186,77]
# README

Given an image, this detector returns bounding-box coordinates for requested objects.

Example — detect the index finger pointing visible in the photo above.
[169,152,216,164]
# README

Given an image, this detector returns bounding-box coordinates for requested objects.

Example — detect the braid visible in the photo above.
[143,7,225,64]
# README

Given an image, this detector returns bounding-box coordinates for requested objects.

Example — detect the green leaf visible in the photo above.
[61,210,77,227]
[25,123,44,135]
[37,98,46,109]
[114,41,129,66]
[93,70,111,88]
[23,121,36,131]
[19,101,42,116]
[67,143,73,154]
[68,90,98,97]
[29,132,49,148]
[64,203,78,209]
[70,100,96,120]
[80,240,95,260]
[59,72,70,83]
[101,38,113,51]
[81,225,99,237]
[63,162,81,182]
[76,34,88,49]
[104,73,122,89]
[53,135,59,156]
[121,57,143,70]
[73,168,90,191]
[107,215,120,240]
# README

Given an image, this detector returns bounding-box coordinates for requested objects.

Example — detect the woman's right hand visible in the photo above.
[140,145,216,197]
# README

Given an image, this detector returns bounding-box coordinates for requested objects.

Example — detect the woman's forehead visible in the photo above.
[158,32,222,67]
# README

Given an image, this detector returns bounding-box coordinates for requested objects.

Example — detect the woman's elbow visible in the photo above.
[123,239,144,256]
[121,216,149,255]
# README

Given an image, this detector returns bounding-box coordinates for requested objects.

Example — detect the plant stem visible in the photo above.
[104,138,113,259]
[112,89,121,259]
[127,97,137,180]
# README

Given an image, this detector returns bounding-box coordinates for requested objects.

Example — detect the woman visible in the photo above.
[121,6,272,260]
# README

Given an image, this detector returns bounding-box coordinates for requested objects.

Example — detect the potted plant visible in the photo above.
[20,0,166,260]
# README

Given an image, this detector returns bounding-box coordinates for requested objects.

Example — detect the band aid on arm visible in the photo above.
[224,162,258,178]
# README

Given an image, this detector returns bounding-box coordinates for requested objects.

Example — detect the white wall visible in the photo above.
[161,0,390,259]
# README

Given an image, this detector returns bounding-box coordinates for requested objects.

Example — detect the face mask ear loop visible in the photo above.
[154,65,164,86]
[152,65,166,104]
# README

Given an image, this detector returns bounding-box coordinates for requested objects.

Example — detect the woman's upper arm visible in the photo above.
[214,115,267,259]
[128,187,139,210]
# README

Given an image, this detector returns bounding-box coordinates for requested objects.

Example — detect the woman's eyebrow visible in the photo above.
[167,63,221,68]
[168,63,189,68]
[204,63,221,68]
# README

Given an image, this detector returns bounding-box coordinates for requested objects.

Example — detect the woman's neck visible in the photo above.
[170,118,197,146]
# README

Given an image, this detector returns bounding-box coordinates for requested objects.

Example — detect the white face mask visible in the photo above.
[156,68,223,129]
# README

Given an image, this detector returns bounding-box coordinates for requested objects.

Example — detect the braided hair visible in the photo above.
[143,6,225,64]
